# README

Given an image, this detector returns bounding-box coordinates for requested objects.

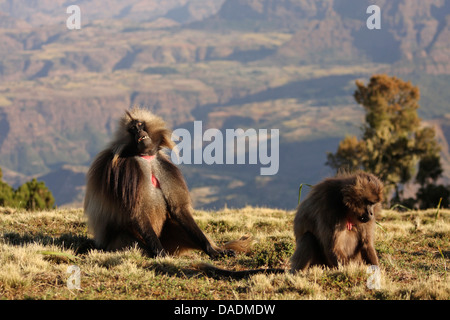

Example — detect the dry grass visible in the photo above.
[0,206,448,300]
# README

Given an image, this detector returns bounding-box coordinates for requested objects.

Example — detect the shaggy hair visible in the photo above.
[290,171,384,271]
[84,107,252,257]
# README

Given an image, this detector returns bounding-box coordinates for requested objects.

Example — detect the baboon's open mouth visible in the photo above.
[138,135,149,143]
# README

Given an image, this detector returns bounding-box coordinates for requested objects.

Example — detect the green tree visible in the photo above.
[415,154,450,209]
[14,178,55,211]
[327,74,442,205]
[0,168,15,207]
[416,184,450,209]
[0,167,55,210]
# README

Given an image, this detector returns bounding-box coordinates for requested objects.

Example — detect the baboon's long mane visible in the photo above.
[87,107,175,215]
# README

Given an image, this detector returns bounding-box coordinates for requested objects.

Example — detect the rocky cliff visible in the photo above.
[0,0,449,208]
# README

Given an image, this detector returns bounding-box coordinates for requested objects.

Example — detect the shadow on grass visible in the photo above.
[144,259,279,280]
[1,232,216,279]
[146,260,209,279]
[2,232,95,255]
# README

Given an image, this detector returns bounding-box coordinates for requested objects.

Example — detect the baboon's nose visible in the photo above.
[359,213,370,223]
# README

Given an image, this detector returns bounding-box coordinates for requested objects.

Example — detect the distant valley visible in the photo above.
[0,0,449,209]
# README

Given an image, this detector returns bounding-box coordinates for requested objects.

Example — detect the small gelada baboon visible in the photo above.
[197,171,383,278]
[290,171,383,272]
[84,107,251,258]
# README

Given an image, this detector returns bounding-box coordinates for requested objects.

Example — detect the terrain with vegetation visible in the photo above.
[0,0,450,209]
[0,206,448,299]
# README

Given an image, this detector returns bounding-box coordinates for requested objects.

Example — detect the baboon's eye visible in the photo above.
[128,121,144,133]
[137,122,146,131]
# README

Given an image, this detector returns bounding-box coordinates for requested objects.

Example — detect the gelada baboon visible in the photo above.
[84,107,251,258]
[197,171,383,278]
[290,171,383,272]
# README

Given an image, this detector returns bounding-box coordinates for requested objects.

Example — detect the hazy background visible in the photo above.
[0,0,449,210]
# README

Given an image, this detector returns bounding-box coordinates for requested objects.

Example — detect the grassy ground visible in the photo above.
[0,206,448,300]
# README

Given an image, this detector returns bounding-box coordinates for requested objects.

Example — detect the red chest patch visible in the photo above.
[140,155,160,189]
[346,220,355,231]
[151,174,160,188]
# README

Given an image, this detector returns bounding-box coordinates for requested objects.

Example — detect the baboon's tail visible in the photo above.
[222,234,254,253]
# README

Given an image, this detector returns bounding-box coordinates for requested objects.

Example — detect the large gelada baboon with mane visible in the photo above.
[84,107,251,258]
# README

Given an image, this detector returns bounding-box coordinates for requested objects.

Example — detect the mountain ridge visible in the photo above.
[0,0,449,209]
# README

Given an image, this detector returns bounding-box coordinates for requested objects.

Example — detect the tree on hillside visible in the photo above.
[14,178,55,211]
[0,168,15,207]
[0,167,55,210]
[415,154,450,209]
[326,74,447,207]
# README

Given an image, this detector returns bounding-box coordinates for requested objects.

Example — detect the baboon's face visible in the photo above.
[343,173,383,223]
[351,187,383,223]
[127,119,154,155]
[357,199,378,223]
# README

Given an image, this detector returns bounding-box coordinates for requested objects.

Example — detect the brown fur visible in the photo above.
[84,107,252,258]
[197,171,383,278]
[290,171,383,272]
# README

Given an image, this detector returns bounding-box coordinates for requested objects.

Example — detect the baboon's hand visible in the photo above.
[208,248,235,259]
[220,249,236,258]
